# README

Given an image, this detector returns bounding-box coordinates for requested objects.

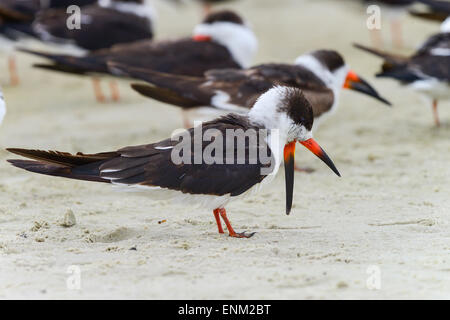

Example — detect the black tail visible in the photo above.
[130,83,201,108]
[409,10,448,23]
[353,43,415,81]
[353,43,408,65]
[18,48,107,75]
[108,61,210,108]
[7,148,118,183]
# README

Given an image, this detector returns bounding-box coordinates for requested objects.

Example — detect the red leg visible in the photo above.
[218,208,255,238]
[8,55,19,86]
[391,19,403,49]
[181,110,191,129]
[92,78,105,103]
[213,209,224,234]
[432,99,440,127]
[370,28,383,49]
[109,80,120,102]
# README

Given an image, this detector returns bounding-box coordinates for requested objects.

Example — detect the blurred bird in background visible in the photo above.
[0,0,98,85]
[355,16,450,126]
[114,49,390,130]
[19,9,257,114]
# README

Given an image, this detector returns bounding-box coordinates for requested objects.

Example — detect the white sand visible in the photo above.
[0,0,449,299]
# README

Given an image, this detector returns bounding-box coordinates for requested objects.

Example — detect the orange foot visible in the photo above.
[229,231,256,238]
[213,208,255,238]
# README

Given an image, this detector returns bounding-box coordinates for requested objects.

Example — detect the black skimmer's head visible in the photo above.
[249,86,340,214]
[193,10,258,68]
[295,49,391,106]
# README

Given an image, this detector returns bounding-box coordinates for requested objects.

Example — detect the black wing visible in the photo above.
[33,5,153,51]
[108,38,241,77]
[8,114,274,197]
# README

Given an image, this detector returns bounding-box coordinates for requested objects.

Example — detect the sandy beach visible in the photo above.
[0,0,449,299]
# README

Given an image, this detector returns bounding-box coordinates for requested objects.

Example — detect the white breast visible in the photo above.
[0,92,6,126]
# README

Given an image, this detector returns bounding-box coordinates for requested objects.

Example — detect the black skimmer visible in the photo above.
[21,0,155,102]
[112,49,390,128]
[7,86,340,238]
[0,0,40,86]
[0,0,97,85]
[19,9,256,102]
[355,17,450,126]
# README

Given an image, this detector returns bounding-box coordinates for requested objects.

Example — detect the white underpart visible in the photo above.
[0,29,40,54]
[295,54,349,129]
[211,91,250,112]
[430,48,450,56]
[99,0,156,25]
[410,79,450,100]
[32,23,88,56]
[193,22,258,68]
[112,184,233,211]
[440,17,450,33]
[154,146,174,150]
[0,89,6,126]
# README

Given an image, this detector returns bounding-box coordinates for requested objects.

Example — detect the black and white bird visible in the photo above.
[32,0,155,52]
[113,49,390,128]
[20,0,155,101]
[0,0,98,85]
[19,10,257,102]
[7,86,340,238]
[0,0,41,86]
[355,17,450,126]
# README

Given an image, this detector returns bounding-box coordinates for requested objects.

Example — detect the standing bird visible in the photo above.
[0,0,97,85]
[355,17,450,126]
[0,0,41,86]
[112,50,390,129]
[19,10,257,105]
[25,0,155,102]
[7,86,340,238]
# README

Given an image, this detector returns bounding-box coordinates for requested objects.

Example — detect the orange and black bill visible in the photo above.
[344,70,391,106]
[283,139,340,215]
[284,141,296,215]
[300,138,341,177]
